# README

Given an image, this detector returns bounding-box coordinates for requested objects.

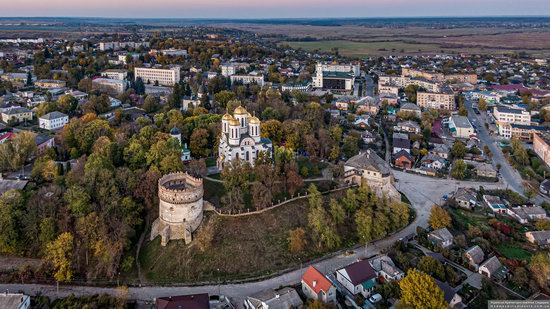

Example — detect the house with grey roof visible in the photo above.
[428,228,454,248]
[452,188,477,210]
[525,230,550,248]
[39,111,68,131]
[478,256,508,281]
[435,280,463,308]
[369,255,404,282]
[464,245,485,270]
[0,292,30,309]
[507,206,547,224]
[344,150,400,201]
[244,287,303,309]
[399,103,421,118]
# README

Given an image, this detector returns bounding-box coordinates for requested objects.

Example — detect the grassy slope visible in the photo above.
[139,190,353,283]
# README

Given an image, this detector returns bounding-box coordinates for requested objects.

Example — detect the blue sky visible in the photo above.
[2,0,549,18]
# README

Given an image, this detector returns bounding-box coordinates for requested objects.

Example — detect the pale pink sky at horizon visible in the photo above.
[2,0,549,18]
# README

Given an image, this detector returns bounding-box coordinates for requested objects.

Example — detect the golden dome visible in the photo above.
[222,113,234,121]
[234,105,248,115]
[229,118,240,126]
[249,116,260,124]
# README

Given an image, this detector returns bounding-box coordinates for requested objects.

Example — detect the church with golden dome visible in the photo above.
[217,105,273,170]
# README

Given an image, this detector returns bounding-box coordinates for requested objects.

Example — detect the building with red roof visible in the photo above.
[301,266,337,303]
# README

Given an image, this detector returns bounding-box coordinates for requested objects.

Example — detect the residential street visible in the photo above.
[465,99,526,195]
[0,172,506,306]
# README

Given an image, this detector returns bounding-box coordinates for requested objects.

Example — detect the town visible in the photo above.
[0,14,549,309]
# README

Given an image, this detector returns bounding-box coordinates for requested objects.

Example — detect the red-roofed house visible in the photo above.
[0,131,15,144]
[301,266,337,303]
[336,259,377,297]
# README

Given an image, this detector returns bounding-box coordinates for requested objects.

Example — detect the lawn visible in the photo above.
[139,190,353,284]
[280,40,444,57]
[496,244,532,260]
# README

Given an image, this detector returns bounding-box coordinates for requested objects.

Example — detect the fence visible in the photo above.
[210,184,357,217]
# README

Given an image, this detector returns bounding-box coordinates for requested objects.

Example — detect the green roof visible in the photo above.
[323,71,353,79]
[362,278,376,290]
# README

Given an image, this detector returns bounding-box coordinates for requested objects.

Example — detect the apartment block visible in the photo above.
[417,91,455,110]
[135,67,181,86]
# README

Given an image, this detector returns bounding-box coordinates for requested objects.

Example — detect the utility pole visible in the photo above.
[217,268,220,296]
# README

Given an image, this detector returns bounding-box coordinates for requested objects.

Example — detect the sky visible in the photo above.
[1,0,550,19]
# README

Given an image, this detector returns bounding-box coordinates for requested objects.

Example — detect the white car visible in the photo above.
[368,293,382,304]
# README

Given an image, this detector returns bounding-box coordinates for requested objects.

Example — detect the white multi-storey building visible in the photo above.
[99,41,150,51]
[221,63,250,77]
[91,78,128,95]
[101,70,128,81]
[312,62,359,91]
[230,74,264,86]
[135,67,181,86]
[217,106,273,170]
[39,111,69,131]
[493,106,531,138]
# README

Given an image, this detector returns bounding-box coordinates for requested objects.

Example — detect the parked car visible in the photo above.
[368,294,382,304]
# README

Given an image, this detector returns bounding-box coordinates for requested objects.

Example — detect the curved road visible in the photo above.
[0,172,506,305]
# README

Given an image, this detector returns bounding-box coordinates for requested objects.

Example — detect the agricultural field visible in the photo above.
[280,40,443,57]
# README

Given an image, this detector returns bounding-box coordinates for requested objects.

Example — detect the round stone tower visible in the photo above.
[150,172,204,246]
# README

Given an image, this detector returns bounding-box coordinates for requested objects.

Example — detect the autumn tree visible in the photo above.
[46,232,74,283]
[0,131,37,172]
[478,98,487,111]
[399,269,447,309]
[287,169,303,197]
[429,205,452,229]
[189,128,211,158]
[529,253,550,292]
[288,228,307,253]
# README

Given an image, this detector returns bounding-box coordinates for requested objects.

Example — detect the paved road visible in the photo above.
[465,100,525,195]
[0,172,506,305]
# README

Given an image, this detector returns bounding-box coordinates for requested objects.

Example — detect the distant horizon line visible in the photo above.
[1,15,550,20]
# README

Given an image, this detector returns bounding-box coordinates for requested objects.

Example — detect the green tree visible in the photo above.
[329,198,345,224]
[417,256,446,280]
[0,190,23,254]
[214,90,236,109]
[355,206,373,244]
[399,269,447,309]
[451,159,467,180]
[451,141,466,159]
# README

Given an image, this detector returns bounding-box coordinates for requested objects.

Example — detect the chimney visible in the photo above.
[312,280,317,288]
